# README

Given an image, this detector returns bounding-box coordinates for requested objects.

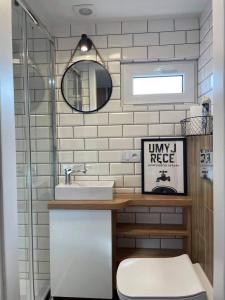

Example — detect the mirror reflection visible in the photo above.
[61,60,113,113]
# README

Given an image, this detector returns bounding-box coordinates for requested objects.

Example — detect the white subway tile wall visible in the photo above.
[54,16,203,251]
[198,5,213,103]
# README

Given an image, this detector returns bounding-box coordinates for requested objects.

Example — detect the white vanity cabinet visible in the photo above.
[50,210,113,299]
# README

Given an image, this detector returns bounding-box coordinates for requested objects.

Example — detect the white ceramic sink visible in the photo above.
[55,181,114,200]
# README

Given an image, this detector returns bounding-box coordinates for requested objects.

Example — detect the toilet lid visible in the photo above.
[117,255,206,299]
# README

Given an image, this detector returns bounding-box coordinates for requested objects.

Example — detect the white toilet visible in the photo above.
[117,255,212,300]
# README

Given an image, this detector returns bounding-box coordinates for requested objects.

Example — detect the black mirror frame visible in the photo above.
[61,59,113,114]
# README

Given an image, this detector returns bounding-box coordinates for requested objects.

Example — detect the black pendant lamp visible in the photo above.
[78,34,93,52]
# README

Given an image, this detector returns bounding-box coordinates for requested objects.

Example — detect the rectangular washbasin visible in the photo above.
[55,181,114,200]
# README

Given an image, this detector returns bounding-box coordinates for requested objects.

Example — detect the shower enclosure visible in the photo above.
[12,3,56,300]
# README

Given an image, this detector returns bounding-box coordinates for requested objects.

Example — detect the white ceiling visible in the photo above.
[26,0,210,29]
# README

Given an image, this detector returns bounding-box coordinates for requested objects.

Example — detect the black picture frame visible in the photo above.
[141,138,187,195]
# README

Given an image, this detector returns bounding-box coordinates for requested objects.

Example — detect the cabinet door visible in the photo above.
[50,210,112,299]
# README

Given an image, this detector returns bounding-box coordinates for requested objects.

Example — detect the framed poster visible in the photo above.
[141,138,187,195]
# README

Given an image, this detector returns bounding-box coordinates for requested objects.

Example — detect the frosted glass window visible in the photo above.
[133,75,183,95]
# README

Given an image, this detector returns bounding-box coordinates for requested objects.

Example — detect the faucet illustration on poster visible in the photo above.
[141,138,187,195]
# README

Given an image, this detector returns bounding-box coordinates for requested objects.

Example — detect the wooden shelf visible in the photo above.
[116,248,184,263]
[117,224,189,237]
[48,193,192,210]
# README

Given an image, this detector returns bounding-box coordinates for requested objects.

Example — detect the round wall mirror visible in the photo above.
[61,60,113,113]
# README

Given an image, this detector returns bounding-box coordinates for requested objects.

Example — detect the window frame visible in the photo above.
[121,60,197,105]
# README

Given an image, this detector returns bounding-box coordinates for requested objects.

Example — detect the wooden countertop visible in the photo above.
[48,193,192,210]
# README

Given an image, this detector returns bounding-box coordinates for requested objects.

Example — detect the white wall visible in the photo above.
[0,0,19,299]
[54,16,200,250]
[212,0,225,298]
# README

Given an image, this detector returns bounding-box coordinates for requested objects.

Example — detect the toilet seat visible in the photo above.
[117,254,207,300]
